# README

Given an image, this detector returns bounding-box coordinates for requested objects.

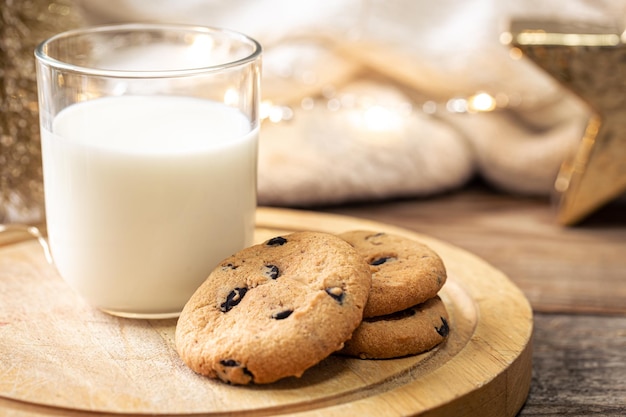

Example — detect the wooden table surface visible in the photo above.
[319,183,626,416]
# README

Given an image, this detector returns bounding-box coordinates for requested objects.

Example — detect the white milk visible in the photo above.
[41,96,258,317]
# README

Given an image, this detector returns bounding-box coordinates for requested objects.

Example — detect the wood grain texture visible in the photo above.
[321,184,626,314]
[519,313,626,416]
[0,207,532,417]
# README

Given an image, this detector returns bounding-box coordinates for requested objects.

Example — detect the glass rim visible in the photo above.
[34,22,262,78]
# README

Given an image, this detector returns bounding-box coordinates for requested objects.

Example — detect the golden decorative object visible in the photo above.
[0,0,81,223]
[504,19,626,225]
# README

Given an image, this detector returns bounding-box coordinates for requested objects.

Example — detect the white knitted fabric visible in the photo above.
[76,0,615,205]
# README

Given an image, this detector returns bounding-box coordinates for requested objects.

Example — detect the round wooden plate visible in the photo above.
[0,207,532,417]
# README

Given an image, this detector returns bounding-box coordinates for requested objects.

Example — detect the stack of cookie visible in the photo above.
[337,231,449,359]
[175,230,449,385]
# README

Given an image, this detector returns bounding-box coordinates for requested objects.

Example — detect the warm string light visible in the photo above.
[261,89,509,125]
[435,91,499,114]
[357,105,405,132]
[259,37,535,128]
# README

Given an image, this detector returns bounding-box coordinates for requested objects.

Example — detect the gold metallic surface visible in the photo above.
[0,0,81,223]
[506,19,626,225]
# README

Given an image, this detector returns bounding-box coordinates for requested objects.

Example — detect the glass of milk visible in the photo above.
[35,24,261,319]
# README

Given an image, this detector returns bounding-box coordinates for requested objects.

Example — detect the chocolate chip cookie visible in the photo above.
[339,296,450,359]
[175,231,372,385]
[338,230,447,318]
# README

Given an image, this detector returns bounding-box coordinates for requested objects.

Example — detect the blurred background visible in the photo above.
[2,0,625,223]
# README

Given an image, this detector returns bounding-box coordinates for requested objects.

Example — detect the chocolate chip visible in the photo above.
[325,287,344,304]
[264,264,280,279]
[370,256,395,266]
[222,263,238,270]
[436,317,449,337]
[220,287,247,312]
[219,359,255,383]
[272,309,293,320]
[243,367,255,381]
[220,359,240,367]
[267,236,287,246]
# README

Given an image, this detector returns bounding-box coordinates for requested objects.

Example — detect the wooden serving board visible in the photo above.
[0,207,533,417]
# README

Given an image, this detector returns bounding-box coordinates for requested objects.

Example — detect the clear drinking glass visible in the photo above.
[35,23,261,319]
